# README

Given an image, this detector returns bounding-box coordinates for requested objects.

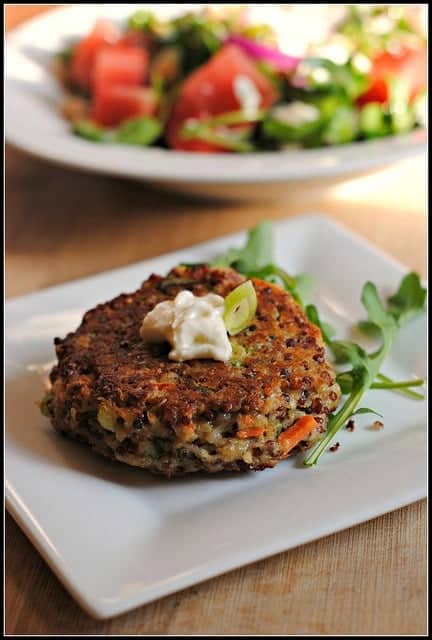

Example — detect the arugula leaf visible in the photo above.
[357,273,426,334]
[336,371,354,394]
[212,221,274,272]
[387,272,427,325]
[357,319,380,336]
[304,275,426,466]
[293,274,316,307]
[337,370,424,398]
[351,407,383,418]
[212,222,313,308]
[305,368,368,464]
[305,304,336,345]
[248,266,315,307]
[331,339,371,368]
[361,282,398,345]
[373,373,425,400]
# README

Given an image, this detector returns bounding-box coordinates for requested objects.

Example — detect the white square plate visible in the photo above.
[5,215,427,619]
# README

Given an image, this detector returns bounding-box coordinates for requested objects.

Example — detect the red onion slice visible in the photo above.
[226,35,301,72]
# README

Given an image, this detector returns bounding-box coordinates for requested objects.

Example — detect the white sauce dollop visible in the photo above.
[270,101,320,127]
[233,75,261,119]
[140,290,232,363]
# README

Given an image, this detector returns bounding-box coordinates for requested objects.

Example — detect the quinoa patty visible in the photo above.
[42,265,341,476]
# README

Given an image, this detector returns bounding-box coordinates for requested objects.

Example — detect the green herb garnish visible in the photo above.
[223,280,257,336]
[304,274,426,466]
[211,222,426,467]
[180,120,255,152]
[179,108,267,152]
[321,105,359,145]
[39,393,52,417]
[212,222,313,308]
[114,117,162,146]
[73,120,106,142]
[212,221,274,272]
[73,117,162,146]
[128,10,155,31]
[305,304,336,345]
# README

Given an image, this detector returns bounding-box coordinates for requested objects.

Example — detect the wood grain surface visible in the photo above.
[5,5,427,636]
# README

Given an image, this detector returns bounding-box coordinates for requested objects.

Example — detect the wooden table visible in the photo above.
[5,6,427,636]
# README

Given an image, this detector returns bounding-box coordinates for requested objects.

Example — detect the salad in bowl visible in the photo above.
[55,4,426,154]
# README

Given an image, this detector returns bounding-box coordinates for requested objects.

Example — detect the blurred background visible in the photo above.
[6,4,427,296]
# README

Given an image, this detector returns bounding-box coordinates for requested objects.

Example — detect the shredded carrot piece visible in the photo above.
[236,427,265,439]
[237,415,254,428]
[277,415,318,455]
[177,423,196,442]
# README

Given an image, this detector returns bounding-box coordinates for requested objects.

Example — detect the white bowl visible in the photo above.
[5,3,426,196]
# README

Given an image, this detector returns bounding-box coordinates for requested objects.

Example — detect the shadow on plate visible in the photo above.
[7,76,59,111]
[19,43,58,72]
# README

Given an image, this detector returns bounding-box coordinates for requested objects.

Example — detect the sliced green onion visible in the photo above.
[73,117,162,147]
[223,280,257,336]
[114,117,162,146]
[181,110,265,134]
[180,121,254,152]
[204,109,266,126]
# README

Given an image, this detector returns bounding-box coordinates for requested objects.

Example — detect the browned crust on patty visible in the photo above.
[43,265,341,475]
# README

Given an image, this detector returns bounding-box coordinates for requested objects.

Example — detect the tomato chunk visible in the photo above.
[117,30,151,48]
[357,45,426,106]
[91,86,158,127]
[70,20,120,93]
[166,44,279,151]
[92,44,149,94]
[90,43,151,126]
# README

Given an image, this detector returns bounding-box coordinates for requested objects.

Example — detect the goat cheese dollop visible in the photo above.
[140,290,232,362]
[270,101,320,127]
[233,75,261,119]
